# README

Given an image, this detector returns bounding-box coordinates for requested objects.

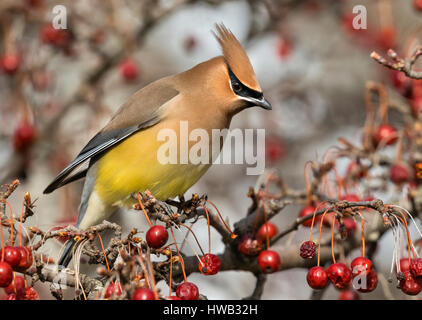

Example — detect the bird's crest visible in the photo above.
[213,23,261,92]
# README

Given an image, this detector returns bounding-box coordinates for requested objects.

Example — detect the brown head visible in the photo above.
[177,24,271,116]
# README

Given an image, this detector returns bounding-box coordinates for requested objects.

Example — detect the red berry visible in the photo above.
[256,222,278,242]
[373,124,398,146]
[276,38,292,59]
[390,164,409,184]
[15,246,33,272]
[5,275,26,297]
[356,269,378,293]
[238,234,262,256]
[414,0,422,11]
[132,288,155,300]
[265,135,285,163]
[146,225,168,249]
[300,241,316,259]
[6,293,16,300]
[1,247,22,267]
[327,263,352,289]
[399,271,422,295]
[339,290,360,300]
[119,59,139,82]
[1,54,20,75]
[12,122,37,152]
[307,266,328,289]
[257,250,281,274]
[410,258,422,278]
[105,282,122,299]
[176,282,199,300]
[298,206,320,227]
[0,262,13,287]
[22,286,39,300]
[198,254,221,275]
[41,24,60,44]
[351,257,372,277]
[397,258,411,274]
[40,24,72,50]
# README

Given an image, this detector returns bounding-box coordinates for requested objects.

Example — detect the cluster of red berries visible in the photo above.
[306,257,377,293]
[0,246,37,300]
[237,222,281,274]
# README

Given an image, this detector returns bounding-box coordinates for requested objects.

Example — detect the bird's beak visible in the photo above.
[255,97,272,110]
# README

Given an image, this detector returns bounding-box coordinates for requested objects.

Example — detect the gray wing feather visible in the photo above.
[43,117,159,194]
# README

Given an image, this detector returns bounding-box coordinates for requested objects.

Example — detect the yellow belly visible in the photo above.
[95,126,210,207]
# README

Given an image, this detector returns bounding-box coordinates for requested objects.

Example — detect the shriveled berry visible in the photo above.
[176,282,199,300]
[146,225,168,249]
[238,234,262,256]
[198,254,221,275]
[300,241,316,259]
[327,263,352,289]
[410,258,422,278]
[399,271,422,295]
[306,266,328,289]
[22,287,39,300]
[258,250,281,274]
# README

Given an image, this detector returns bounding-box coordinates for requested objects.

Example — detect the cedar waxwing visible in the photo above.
[44,24,272,267]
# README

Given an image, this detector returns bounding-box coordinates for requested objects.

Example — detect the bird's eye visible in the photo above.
[232,81,242,93]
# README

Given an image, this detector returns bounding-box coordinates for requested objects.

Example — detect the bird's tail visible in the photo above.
[58,238,76,267]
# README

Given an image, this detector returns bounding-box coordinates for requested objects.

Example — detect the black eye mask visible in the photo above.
[228,67,263,100]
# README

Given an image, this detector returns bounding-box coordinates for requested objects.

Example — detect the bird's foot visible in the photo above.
[165,194,206,214]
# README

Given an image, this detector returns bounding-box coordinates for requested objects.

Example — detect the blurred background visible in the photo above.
[1,0,422,299]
